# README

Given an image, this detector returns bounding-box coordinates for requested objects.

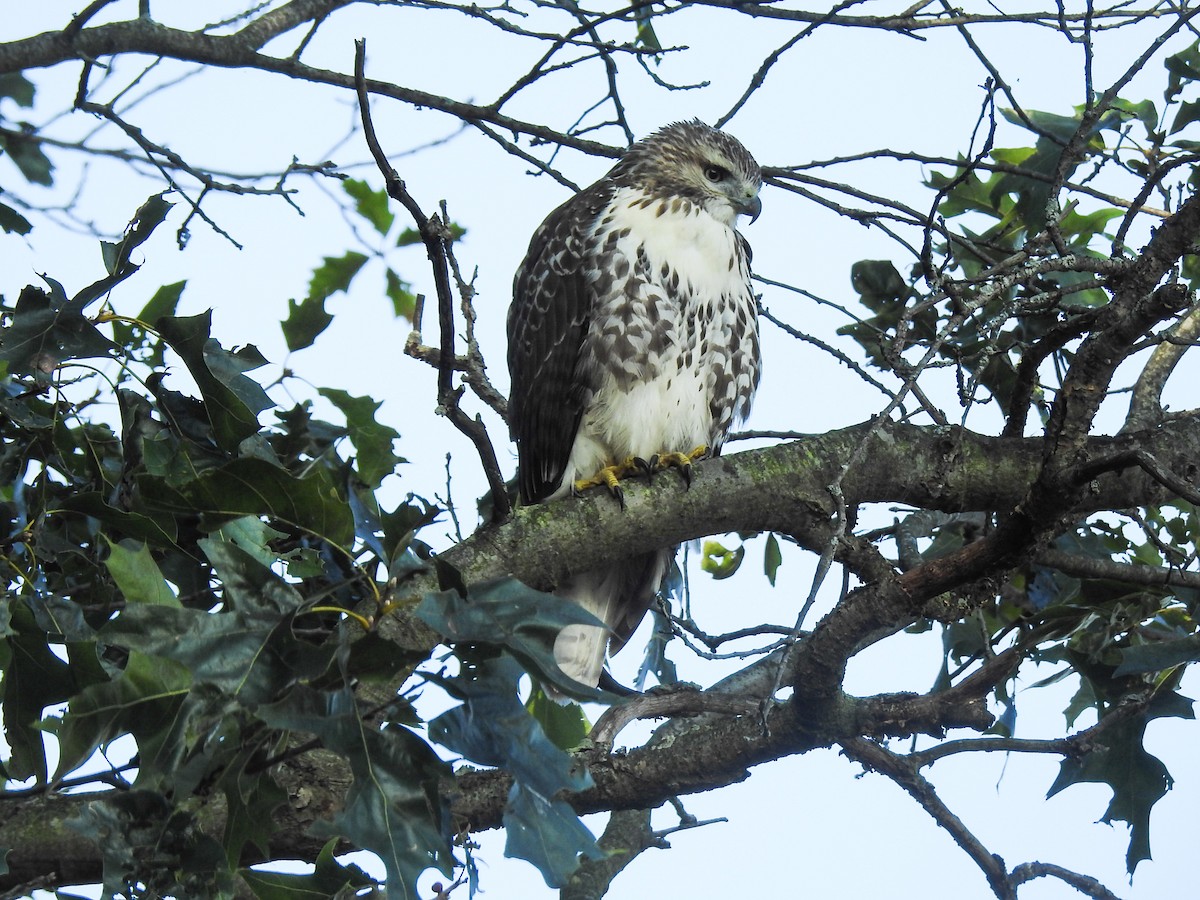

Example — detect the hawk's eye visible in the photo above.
[703,164,729,183]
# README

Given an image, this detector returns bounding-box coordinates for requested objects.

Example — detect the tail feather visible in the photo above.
[551,550,670,693]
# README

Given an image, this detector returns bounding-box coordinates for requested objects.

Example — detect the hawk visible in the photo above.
[507,120,762,691]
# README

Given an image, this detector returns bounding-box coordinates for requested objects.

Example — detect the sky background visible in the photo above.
[2,2,1198,898]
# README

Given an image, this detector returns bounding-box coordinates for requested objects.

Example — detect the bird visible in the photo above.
[507,119,763,692]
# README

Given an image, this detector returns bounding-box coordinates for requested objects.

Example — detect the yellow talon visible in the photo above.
[574,456,639,493]
[654,444,708,471]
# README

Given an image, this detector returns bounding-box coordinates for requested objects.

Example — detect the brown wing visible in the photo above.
[507,182,615,504]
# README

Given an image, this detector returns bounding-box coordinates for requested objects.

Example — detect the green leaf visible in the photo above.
[344,178,394,235]
[1111,97,1159,133]
[281,251,369,352]
[1165,40,1200,101]
[100,193,173,276]
[0,72,35,106]
[54,650,191,781]
[104,538,179,606]
[156,312,274,450]
[318,388,402,488]
[215,516,288,570]
[764,532,782,587]
[102,598,310,706]
[385,267,417,321]
[1114,635,1200,676]
[701,539,744,580]
[527,686,590,751]
[506,784,602,888]
[240,840,376,898]
[396,222,464,247]
[139,456,354,548]
[221,755,290,868]
[0,129,53,185]
[198,535,303,616]
[1170,98,1200,135]
[0,283,118,373]
[1,598,78,782]
[416,577,609,699]
[0,199,31,235]
[281,293,334,352]
[429,656,601,886]
[850,260,908,309]
[140,280,186,324]
[111,281,186,365]
[308,251,368,301]
[1047,693,1193,872]
[258,687,454,895]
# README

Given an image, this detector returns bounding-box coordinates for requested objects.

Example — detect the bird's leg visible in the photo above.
[649,444,708,488]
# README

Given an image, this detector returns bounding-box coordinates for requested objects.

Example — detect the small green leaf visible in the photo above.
[156,312,274,450]
[240,839,376,898]
[344,178,394,236]
[701,539,744,580]
[0,129,53,185]
[396,222,464,247]
[851,259,908,309]
[308,251,368,301]
[1171,98,1200,134]
[104,538,179,607]
[1111,98,1159,133]
[0,200,32,235]
[1114,635,1200,676]
[281,294,334,352]
[0,72,35,106]
[385,267,417,321]
[319,388,402,488]
[764,532,782,587]
[527,686,590,751]
[103,193,173,276]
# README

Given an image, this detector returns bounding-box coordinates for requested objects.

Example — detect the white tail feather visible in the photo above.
[548,552,670,700]
[553,571,619,690]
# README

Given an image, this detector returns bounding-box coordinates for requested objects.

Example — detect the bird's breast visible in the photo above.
[567,189,760,470]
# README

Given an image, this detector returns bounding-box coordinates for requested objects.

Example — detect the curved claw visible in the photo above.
[575,456,639,507]
[653,445,707,489]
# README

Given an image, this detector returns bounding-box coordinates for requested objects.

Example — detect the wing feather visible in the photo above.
[507,182,614,503]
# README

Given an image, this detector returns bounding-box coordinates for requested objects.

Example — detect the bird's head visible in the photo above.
[613,119,762,228]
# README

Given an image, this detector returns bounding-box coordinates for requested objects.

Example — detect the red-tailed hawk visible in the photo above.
[507,120,762,690]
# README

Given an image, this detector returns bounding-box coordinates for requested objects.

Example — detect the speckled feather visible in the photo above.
[507,120,763,689]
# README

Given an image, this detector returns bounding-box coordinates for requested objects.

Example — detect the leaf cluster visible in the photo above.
[0,195,598,899]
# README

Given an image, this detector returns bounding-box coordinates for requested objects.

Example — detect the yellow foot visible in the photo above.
[574,446,709,505]
[574,456,640,495]
[649,444,708,488]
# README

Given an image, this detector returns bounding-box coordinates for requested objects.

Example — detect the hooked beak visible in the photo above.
[739,193,762,223]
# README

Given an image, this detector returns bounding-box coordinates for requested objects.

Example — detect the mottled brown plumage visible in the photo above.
[507,120,762,690]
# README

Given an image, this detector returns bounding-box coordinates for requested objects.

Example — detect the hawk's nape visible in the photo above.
[507,120,763,694]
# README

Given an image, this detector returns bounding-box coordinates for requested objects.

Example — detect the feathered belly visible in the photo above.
[584,365,715,460]
[556,194,760,494]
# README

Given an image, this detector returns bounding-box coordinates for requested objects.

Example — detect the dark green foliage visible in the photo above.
[240,840,375,898]
[427,655,603,887]
[0,194,606,898]
[823,48,1200,878]
[1048,692,1194,872]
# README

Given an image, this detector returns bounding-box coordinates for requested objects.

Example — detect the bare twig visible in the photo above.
[842,737,1016,899]
[354,39,511,523]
